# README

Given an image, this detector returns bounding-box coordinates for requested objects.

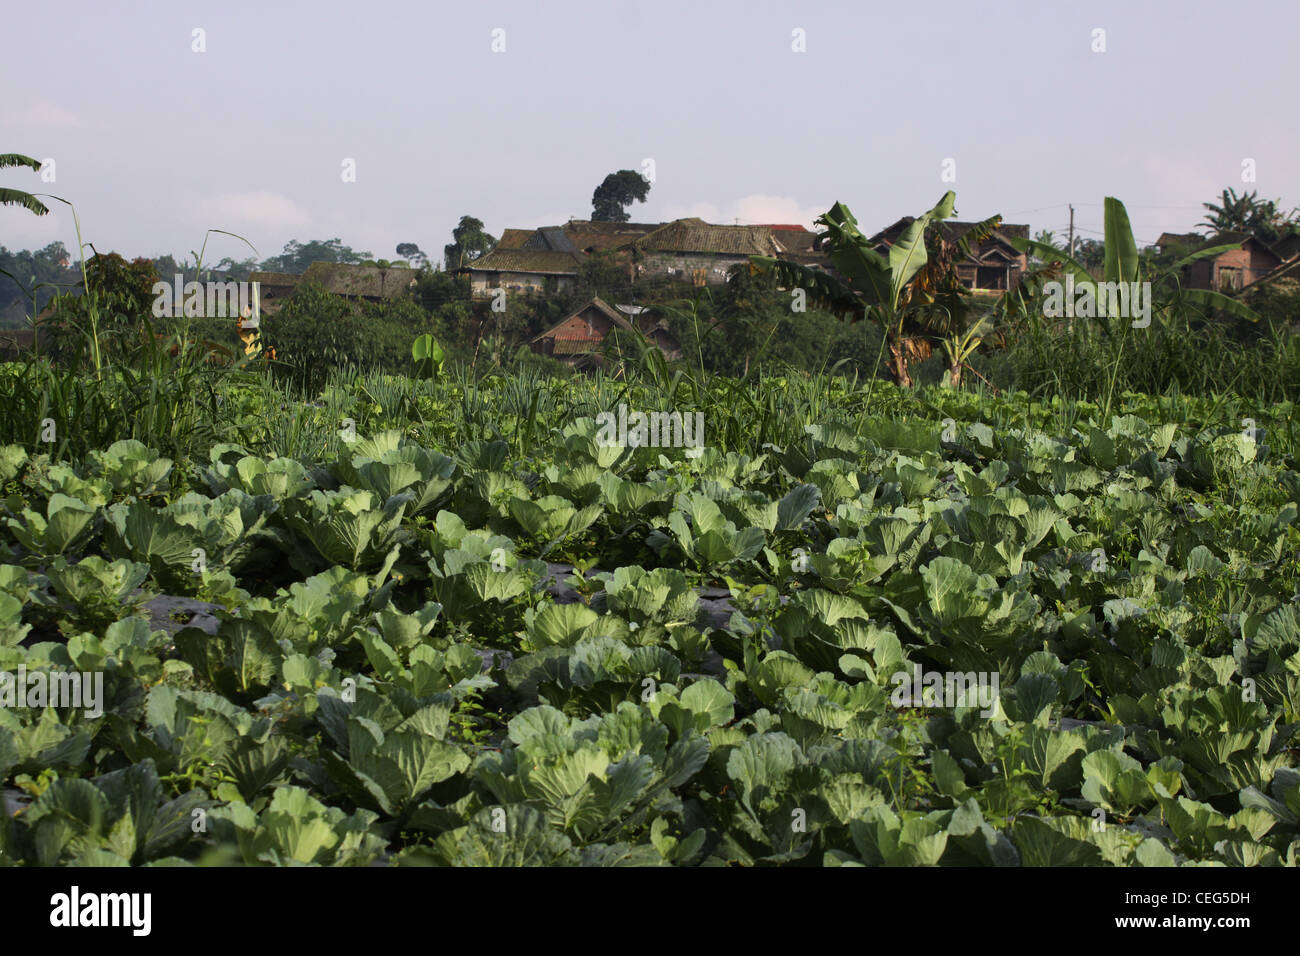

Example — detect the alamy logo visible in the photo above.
[151,275,257,320]
[1041,276,1151,328]
[49,886,151,936]
[595,403,704,450]
[0,667,103,718]
[890,665,999,717]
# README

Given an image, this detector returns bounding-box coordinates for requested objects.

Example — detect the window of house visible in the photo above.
[1218,267,1240,291]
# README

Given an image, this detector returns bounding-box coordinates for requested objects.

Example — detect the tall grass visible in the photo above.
[978,308,1299,407]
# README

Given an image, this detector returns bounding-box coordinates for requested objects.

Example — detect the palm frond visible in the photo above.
[0,153,43,171]
[0,186,49,216]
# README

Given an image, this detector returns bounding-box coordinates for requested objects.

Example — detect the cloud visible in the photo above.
[195,192,310,229]
[11,100,83,128]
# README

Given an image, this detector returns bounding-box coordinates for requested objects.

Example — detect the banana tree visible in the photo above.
[750,191,996,387]
[938,316,989,389]
[1,153,49,216]
[907,214,1003,388]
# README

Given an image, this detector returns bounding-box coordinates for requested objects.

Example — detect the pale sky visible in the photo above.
[3,0,1297,266]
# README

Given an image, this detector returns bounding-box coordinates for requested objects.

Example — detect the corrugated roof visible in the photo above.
[632,218,782,256]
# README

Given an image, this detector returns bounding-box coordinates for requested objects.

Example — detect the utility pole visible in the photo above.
[1068,205,1075,258]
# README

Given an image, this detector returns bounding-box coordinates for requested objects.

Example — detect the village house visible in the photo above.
[461,219,824,296]
[248,262,419,315]
[1154,232,1202,254]
[623,219,811,286]
[867,217,1030,292]
[1175,233,1288,292]
[456,247,584,297]
[766,224,826,267]
[1154,230,1300,292]
[529,296,681,369]
[246,271,301,315]
[458,221,661,297]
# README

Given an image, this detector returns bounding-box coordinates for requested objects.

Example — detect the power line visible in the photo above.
[1003,203,1072,216]
[1005,201,1207,216]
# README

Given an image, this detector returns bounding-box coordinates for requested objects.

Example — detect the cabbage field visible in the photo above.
[1,372,1298,867]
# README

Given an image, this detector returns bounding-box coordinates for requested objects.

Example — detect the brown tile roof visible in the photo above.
[247,264,417,300]
[248,270,302,288]
[632,218,783,256]
[869,217,1029,247]
[532,297,635,343]
[769,226,820,255]
[463,248,583,275]
[1155,232,1203,249]
[496,228,534,250]
[1199,231,1251,247]
[299,262,418,299]
[482,222,661,261]
[1182,233,1281,262]
[561,220,661,253]
[533,298,642,350]
[1270,234,1300,261]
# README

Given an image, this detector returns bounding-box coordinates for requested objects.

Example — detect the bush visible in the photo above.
[507,344,573,377]
[1243,277,1300,330]
[262,283,443,393]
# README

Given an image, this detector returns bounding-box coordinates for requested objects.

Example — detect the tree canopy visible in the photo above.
[396,243,428,268]
[592,170,651,222]
[443,216,496,271]
[259,239,372,274]
[1200,188,1299,244]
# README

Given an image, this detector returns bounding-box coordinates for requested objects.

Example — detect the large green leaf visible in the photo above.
[1102,196,1139,285]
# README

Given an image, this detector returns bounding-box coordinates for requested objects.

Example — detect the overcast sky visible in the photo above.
[3,0,1297,267]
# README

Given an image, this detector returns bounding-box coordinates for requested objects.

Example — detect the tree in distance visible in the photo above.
[592,170,651,222]
[443,217,496,271]
[396,243,428,269]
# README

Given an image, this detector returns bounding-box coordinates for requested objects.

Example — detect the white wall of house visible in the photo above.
[469,271,576,297]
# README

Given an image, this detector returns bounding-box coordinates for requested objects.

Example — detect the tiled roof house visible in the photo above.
[462,218,825,294]
[868,217,1031,292]
[249,263,418,314]
[530,296,681,368]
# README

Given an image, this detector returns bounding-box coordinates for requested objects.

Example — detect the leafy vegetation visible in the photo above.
[1,354,1297,866]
